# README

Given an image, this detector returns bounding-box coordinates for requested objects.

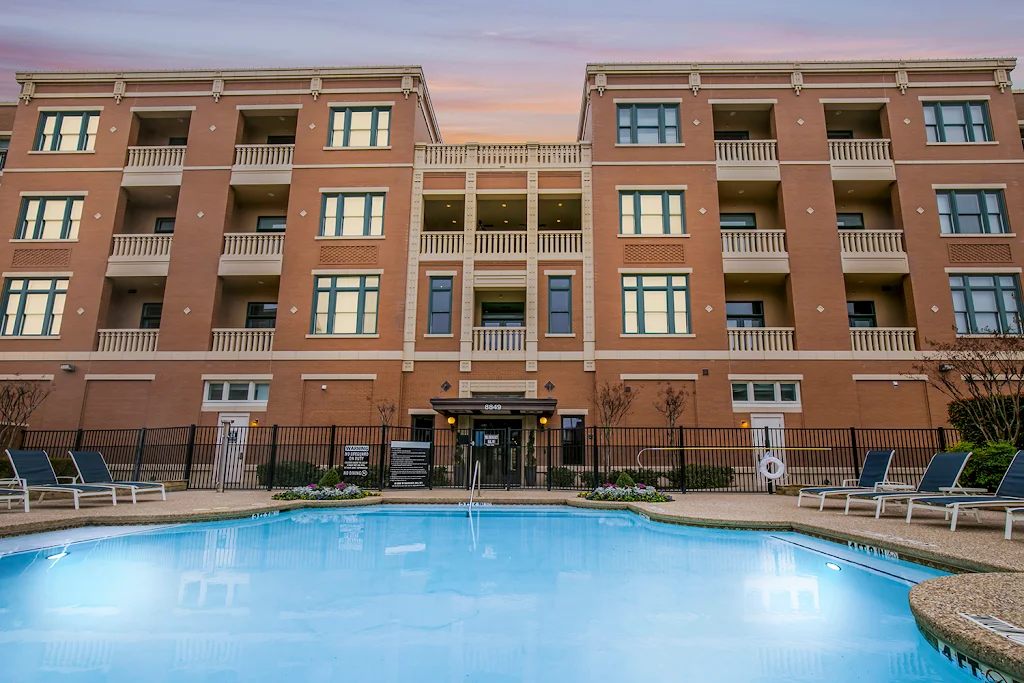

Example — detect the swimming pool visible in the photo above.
[0,506,975,682]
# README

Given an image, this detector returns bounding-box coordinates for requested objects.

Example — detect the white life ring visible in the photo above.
[758,455,786,480]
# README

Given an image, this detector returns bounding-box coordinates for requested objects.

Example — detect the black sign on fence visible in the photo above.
[388,440,431,488]
[342,444,370,479]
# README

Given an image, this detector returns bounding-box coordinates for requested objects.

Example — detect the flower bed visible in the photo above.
[578,483,673,503]
[272,484,380,501]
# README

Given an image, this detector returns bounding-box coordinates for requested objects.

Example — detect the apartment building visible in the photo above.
[0,59,1022,436]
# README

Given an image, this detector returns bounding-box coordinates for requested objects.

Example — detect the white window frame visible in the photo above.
[731,381,801,411]
[202,380,270,410]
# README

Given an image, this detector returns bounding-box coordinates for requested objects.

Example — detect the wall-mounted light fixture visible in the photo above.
[59,363,76,373]
[539,416,548,430]
[740,420,749,429]
[938,364,954,373]
[447,416,457,430]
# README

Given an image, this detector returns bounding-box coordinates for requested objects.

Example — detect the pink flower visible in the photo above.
[308,484,317,489]
[336,484,344,489]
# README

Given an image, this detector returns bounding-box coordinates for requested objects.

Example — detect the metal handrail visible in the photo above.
[467,460,481,515]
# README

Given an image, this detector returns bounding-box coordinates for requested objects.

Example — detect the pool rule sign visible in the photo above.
[342,444,370,479]
[388,441,431,488]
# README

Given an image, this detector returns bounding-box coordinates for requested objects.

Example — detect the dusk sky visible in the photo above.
[1,0,1021,142]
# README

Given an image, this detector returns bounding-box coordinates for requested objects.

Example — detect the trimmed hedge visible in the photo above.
[669,464,735,490]
[0,456,77,481]
[948,440,1017,492]
[948,397,1024,447]
[256,461,323,488]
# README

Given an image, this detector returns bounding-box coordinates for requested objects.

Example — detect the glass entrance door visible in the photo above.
[472,419,523,488]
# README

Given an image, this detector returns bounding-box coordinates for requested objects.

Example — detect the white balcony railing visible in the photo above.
[222,233,285,257]
[475,231,527,257]
[729,327,795,353]
[472,327,526,352]
[233,144,295,168]
[715,140,778,163]
[839,230,905,255]
[850,327,917,353]
[125,145,185,169]
[110,234,173,258]
[97,329,159,354]
[537,144,585,166]
[538,231,583,256]
[420,232,465,258]
[829,139,892,163]
[721,230,787,255]
[419,143,589,169]
[211,329,275,354]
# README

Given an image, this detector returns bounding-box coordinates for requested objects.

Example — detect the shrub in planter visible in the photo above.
[948,440,1016,492]
[615,472,635,488]
[272,484,380,501]
[318,468,341,487]
[256,461,323,488]
[666,465,735,490]
[548,466,578,488]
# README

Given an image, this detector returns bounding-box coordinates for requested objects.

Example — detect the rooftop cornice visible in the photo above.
[15,65,428,84]
[585,57,1017,75]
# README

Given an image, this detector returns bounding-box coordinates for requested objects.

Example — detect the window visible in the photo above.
[949,274,1023,334]
[923,101,991,143]
[936,190,1008,235]
[204,381,270,404]
[139,303,162,329]
[321,193,385,237]
[726,301,764,328]
[731,381,800,404]
[266,135,295,145]
[0,138,8,170]
[847,301,877,328]
[411,415,435,443]
[154,217,175,234]
[548,276,572,334]
[35,112,98,151]
[1,278,68,336]
[256,216,287,232]
[168,136,188,146]
[720,213,756,229]
[826,130,855,140]
[561,416,585,466]
[714,130,750,141]
[622,274,689,334]
[428,277,452,334]
[16,197,84,240]
[311,275,379,335]
[616,104,679,144]
[328,107,390,147]
[620,191,684,235]
[836,213,865,230]
[245,302,277,329]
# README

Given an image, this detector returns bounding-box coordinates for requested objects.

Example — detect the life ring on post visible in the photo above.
[758,455,786,480]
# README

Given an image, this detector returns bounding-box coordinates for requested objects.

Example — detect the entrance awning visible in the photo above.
[429,397,557,417]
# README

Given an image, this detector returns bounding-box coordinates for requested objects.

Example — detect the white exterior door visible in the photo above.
[750,414,786,486]
[215,413,249,485]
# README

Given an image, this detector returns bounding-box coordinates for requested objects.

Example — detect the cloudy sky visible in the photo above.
[1,0,1021,142]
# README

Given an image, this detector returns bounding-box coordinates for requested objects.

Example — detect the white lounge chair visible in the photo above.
[797,449,896,510]
[6,450,117,509]
[69,450,166,504]
[906,451,1024,531]
[844,451,971,518]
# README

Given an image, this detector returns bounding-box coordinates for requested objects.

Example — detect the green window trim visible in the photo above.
[320,193,386,237]
[936,190,1008,235]
[548,276,572,334]
[256,215,287,232]
[621,274,690,335]
[616,104,680,144]
[725,301,764,328]
[310,275,379,335]
[719,213,757,229]
[427,277,453,335]
[154,217,175,234]
[245,302,278,329]
[16,197,85,240]
[139,303,163,330]
[847,301,877,328]
[328,107,391,148]
[619,190,685,235]
[34,111,98,152]
[923,101,992,143]
[949,274,1023,335]
[1,277,69,337]
[836,213,866,230]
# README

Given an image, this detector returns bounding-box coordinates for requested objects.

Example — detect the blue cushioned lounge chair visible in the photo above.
[844,451,971,519]
[5,450,117,509]
[797,450,896,510]
[906,451,1024,531]
[69,451,166,504]
[0,479,28,512]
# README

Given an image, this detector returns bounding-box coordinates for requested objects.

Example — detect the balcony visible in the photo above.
[106,235,172,277]
[231,144,295,185]
[420,232,465,261]
[539,231,583,259]
[721,230,789,273]
[475,231,527,260]
[122,146,185,187]
[715,141,780,182]
[471,327,527,360]
[96,329,159,356]
[728,328,795,356]
[850,327,917,357]
[839,230,908,274]
[218,233,284,277]
[828,140,895,182]
[210,329,275,358]
[417,143,590,169]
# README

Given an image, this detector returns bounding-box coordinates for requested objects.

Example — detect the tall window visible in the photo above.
[923,101,991,143]
[726,301,764,328]
[311,275,379,335]
[0,138,8,170]
[428,277,452,334]
[936,190,1008,234]
[720,213,756,229]
[139,303,162,329]
[620,191,684,235]
[561,416,585,466]
[1,278,68,336]
[622,274,689,334]
[16,197,84,240]
[950,274,1023,334]
[154,217,175,234]
[328,107,391,147]
[847,301,877,328]
[548,276,572,334]
[616,104,680,144]
[35,112,98,151]
[321,193,385,237]
[836,213,865,230]
[256,216,286,232]
[245,303,277,329]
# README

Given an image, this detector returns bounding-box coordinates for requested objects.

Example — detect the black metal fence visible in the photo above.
[18,424,958,494]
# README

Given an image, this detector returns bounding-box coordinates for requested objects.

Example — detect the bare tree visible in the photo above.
[595,381,637,474]
[913,332,1024,444]
[653,384,689,429]
[0,379,52,450]
[375,398,397,426]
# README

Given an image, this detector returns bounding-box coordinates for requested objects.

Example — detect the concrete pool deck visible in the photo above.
[0,488,1021,679]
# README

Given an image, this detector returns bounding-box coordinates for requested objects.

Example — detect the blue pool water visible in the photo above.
[0,506,976,683]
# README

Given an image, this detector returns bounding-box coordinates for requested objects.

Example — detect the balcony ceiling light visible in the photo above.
[268,192,275,197]
[835,111,843,116]
[503,220,509,224]
[729,111,736,116]
[558,203,562,207]
[737,189,745,194]
[556,219,561,223]
[452,220,457,223]
[501,203,507,207]
[446,204,451,208]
